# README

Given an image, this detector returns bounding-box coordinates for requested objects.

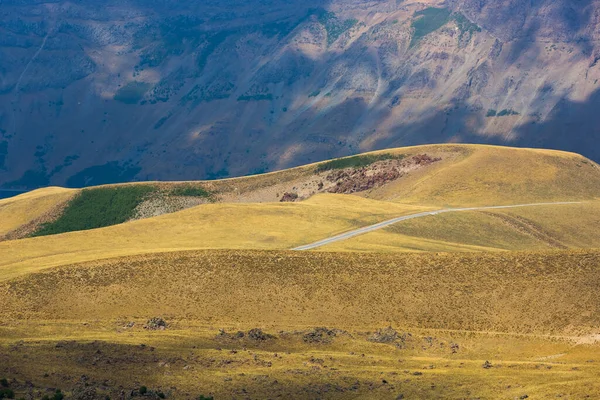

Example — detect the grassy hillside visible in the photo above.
[0,194,433,280]
[33,185,156,236]
[1,145,600,399]
[366,145,600,206]
[321,201,600,252]
[2,249,600,399]
[3,144,600,242]
[3,249,600,334]
[0,187,76,239]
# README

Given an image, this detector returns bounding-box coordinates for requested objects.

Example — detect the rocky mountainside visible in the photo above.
[1,0,600,188]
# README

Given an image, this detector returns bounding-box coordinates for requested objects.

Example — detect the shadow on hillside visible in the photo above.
[366,87,600,163]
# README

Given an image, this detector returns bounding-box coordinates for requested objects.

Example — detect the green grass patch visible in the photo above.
[316,154,405,173]
[453,12,481,40]
[410,7,451,47]
[114,82,152,104]
[33,186,156,237]
[170,185,212,198]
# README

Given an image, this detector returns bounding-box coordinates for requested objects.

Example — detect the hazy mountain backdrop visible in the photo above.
[2,0,600,188]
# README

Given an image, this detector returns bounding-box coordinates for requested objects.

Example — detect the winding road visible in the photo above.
[291,201,582,251]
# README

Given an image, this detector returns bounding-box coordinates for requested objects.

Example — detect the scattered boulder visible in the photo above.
[217,328,274,342]
[280,192,298,202]
[144,317,167,331]
[71,385,99,400]
[368,327,399,343]
[303,327,337,344]
[247,328,274,341]
[483,360,493,369]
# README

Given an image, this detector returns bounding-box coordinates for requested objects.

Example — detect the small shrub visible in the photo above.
[157,392,165,399]
[197,396,214,400]
[139,386,147,395]
[486,109,497,117]
[497,108,519,117]
[0,379,8,388]
[0,388,15,399]
[53,390,64,400]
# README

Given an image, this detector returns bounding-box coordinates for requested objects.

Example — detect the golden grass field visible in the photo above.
[1,144,600,399]
[2,250,600,399]
[0,187,75,239]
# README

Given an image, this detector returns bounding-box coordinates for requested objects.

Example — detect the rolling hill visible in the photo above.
[1,144,600,399]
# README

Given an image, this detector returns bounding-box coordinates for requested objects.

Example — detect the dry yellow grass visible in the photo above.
[365,144,600,206]
[0,194,433,281]
[2,249,600,399]
[0,187,76,238]
[322,201,600,253]
[4,249,600,334]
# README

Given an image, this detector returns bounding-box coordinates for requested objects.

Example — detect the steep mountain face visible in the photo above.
[1,0,600,188]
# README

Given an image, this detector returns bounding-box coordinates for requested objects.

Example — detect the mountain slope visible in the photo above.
[3,0,600,188]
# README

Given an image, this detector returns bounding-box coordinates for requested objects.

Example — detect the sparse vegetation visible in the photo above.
[33,186,156,237]
[114,82,152,104]
[453,12,481,40]
[410,7,451,47]
[170,185,212,198]
[317,10,358,45]
[237,94,274,101]
[488,108,520,117]
[315,153,405,172]
[497,108,520,117]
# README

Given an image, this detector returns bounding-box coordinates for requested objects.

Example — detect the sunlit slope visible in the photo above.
[0,187,76,239]
[321,201,600,252]
[2,144,599,240]
[3,249,600,335]
[0,194,432,280]
[366,145,600,206]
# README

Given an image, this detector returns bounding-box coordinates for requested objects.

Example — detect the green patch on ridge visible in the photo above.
[33,186,156,237]
[410,7,452,47]
[316,154,405,173]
